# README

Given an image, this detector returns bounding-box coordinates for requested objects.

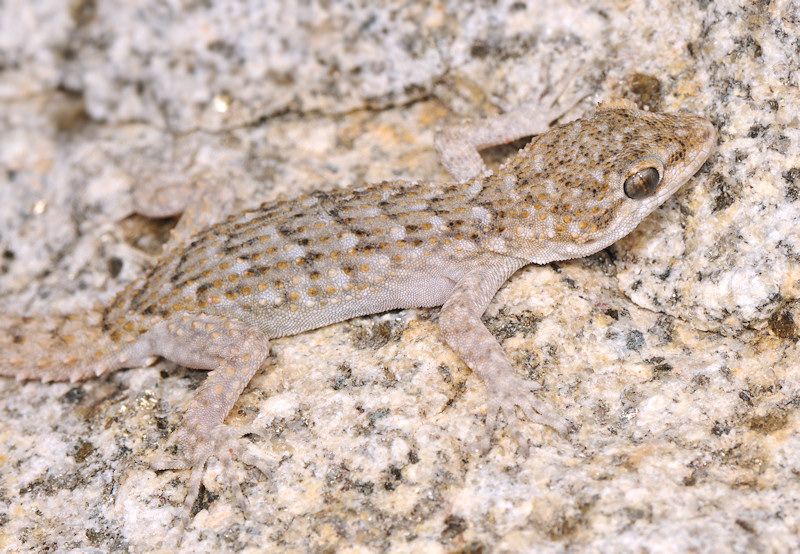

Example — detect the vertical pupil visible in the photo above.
[624,167,660,199]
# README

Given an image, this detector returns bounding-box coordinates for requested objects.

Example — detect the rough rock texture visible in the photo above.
[1,0,799,551]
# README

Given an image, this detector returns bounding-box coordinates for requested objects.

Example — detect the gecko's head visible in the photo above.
[502,101,716,262]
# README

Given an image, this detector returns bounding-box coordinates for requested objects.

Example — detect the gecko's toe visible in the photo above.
[479,373,573,454]
[182,464,206,520]
[150,422,279,521]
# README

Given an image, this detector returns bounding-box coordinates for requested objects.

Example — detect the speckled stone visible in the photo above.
[1,0,799,551]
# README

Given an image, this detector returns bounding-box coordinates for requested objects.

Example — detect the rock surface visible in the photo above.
[1,0,799,551]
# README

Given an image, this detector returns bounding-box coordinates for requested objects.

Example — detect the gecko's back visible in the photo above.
[102,180,485,342]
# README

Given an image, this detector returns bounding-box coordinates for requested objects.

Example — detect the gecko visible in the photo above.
[0,98,715,518]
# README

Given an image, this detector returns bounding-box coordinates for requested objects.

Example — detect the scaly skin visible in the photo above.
[0,101,716,517]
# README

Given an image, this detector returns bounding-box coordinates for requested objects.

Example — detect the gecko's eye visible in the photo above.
[623,167,660,199]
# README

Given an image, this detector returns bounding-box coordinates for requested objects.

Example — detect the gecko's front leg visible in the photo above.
[434,91,581,182]
[438,256,572,454]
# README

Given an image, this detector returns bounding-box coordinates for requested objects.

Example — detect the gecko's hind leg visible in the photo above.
[135,312,274,519]
[132,172,236,251]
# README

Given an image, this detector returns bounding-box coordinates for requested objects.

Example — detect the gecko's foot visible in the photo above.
[149,422,277,521]
[481,373,574,455]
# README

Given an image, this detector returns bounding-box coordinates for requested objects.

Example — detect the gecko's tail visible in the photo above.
[0,310,118,383]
